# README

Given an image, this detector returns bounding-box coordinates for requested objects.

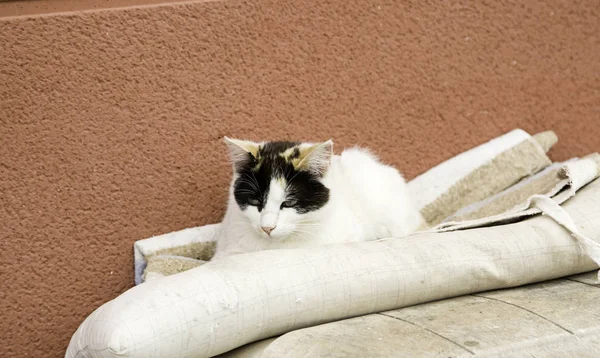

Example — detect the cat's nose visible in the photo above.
[261,225,276,235]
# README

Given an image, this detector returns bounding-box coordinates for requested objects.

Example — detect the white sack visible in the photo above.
[66,179,600,358]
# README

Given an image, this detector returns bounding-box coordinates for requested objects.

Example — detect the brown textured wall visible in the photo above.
[0,0,598,356]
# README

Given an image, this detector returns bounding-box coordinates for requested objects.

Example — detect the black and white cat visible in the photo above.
[212,137,424,259]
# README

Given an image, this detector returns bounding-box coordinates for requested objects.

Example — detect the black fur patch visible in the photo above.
[233,141,330,213]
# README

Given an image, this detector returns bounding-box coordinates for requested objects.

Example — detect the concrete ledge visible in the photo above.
[0,0,194,18]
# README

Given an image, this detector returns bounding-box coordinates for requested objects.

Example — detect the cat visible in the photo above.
[211,137,424,259]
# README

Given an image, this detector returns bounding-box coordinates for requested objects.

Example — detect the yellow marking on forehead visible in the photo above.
[277,177,287,186]
[249,147,259,158]
[251,144,264,171]
[279,146,300,162]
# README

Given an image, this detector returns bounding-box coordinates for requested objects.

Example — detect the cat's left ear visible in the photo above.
[295,140,333,177]
[224,137,260,171]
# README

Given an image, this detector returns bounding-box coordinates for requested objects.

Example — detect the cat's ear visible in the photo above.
[224,137,260,171]
[295,140,333,177]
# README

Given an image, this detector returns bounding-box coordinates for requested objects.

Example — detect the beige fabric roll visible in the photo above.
[419,133,552,226]
[66,178,600,358]
[445,153,600,223]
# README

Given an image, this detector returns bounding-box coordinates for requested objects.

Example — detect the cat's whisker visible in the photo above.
[297,220,323,226]
[234,187,256,192]
[286,170,302,189]
[236,179,255,188]
[291,229,317,238]
[250,171,260,189]
[234,189,257,195]
[297,227,322,232]
[297,223,323,229]
[295,229,321,236]
[239,177,259,191]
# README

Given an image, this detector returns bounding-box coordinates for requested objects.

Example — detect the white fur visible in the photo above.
[213,147,424,259]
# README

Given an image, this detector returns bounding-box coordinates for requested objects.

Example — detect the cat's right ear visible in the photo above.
[224,137,260,171]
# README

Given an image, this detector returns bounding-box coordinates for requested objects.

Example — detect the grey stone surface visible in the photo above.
[222,271,600,357]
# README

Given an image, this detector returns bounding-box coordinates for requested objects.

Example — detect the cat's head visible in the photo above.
[224,137,333,240]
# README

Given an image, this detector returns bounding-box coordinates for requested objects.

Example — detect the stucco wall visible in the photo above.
[1,0,598,356]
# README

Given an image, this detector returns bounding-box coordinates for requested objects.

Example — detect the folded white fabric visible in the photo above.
[133,224,220,284]
[408,129,556,226]
[66,176,600,358]
[434,153,600,233]
[409,129,531,211]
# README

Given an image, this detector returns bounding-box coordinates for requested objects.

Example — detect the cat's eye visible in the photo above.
[280,200,297,209]
[248,198,260,206]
